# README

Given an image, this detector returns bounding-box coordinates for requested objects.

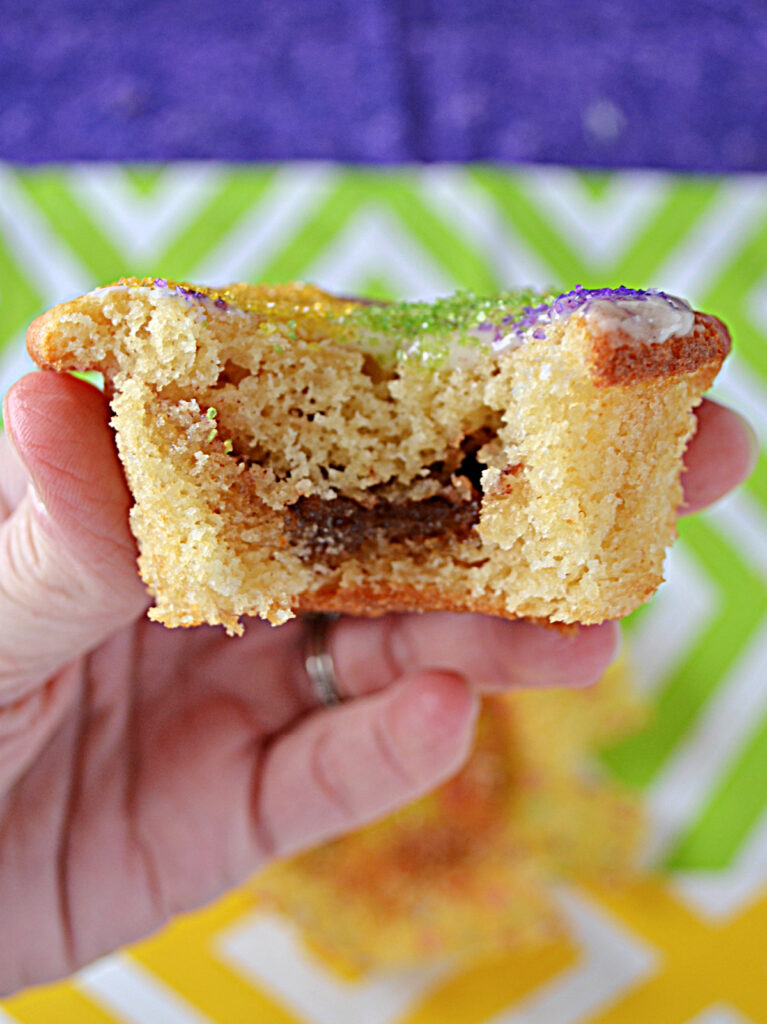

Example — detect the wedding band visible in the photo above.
[304,613,342,706]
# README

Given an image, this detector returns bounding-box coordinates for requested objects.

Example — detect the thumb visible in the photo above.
[256,670,479,859]
[0,371,147,695]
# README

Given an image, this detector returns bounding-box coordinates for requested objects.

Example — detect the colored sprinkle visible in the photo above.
[112,278,686,370]
[205,406,218,420]
[483,284,687,354]
[207,427,217,442]
[223,439,234,454]
[335,287,560,365]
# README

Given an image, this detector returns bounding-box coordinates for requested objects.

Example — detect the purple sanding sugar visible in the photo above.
[491,284,676,352]
[153,277,224,305]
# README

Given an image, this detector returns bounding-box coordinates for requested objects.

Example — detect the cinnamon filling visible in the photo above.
[277,427,498,564]
[285,490,481,563]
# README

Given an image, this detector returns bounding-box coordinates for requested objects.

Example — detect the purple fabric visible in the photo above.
[3,0,767,170]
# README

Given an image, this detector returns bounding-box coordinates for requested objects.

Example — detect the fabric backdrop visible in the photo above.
[2,0,767,171]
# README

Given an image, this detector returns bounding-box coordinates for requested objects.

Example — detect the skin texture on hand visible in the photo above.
[0,370,758,993]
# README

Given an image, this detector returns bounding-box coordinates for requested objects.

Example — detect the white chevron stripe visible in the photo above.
[744,264,767,337]
[714,357,767,446]
[0,1008,21,1023]
[628,543,718,698]
[708,491,767,583]
[646,619,767,865]
[0,166,92,303]
[685,1006,756,1024]
[216,911,450,1024]
[488,888,656,1024]
[519,168,670,266]
[0,327,35,403]
[674,807,767,920]
[68,163,224,262]
[306,206,455,300]
[193,163,338,282]
[417,166,555,287]
[78,955,214,1024]
[655,179,767,304]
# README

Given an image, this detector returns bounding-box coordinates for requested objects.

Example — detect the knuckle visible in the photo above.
[372,714,416,788]
[379,615,415,680]
[308,727,355,822]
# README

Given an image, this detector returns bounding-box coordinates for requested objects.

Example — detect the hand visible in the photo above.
[0,370,757,993]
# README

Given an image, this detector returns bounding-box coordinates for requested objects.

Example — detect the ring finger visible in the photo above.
[298,612,621,707]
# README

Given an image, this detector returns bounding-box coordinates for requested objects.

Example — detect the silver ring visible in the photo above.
[304,614,342,706]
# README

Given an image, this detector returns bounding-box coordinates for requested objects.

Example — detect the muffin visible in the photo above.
[28,279,729,633]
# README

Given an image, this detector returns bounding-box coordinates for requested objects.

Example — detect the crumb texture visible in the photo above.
[27,281,729,631]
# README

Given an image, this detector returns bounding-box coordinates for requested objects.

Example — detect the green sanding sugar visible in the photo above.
[347,289,548,336]
[337,288,558,367]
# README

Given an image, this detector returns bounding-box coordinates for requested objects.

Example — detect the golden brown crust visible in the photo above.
[26,311,59,368]
[295,582,578,633]
[28,303,91,366]
[296,582,512,619]
[27,302,122,384]
[589,312,730,387]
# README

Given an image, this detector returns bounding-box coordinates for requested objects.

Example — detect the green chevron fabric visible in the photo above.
[1,162,765,877]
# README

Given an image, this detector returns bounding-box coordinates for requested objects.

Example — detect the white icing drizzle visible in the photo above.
[580,294,695,345]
